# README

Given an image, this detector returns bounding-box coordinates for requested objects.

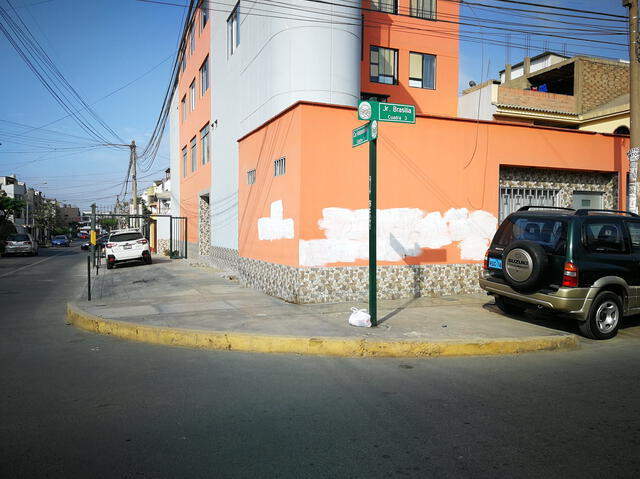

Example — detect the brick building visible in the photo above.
[458,52,630,133]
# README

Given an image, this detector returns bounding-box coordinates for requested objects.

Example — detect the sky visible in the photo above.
[0,0,631,211]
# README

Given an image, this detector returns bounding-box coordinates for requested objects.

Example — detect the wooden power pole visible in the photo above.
[625,0,640,212]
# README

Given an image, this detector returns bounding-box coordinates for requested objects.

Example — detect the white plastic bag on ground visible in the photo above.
[348,307,371,327]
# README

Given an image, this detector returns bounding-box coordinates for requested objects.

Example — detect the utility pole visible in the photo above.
[130,140,138,218]
[90,203,96,267]
[625,0,640,213]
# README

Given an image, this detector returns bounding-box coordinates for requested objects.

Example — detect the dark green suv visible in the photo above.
[479,206,640,340]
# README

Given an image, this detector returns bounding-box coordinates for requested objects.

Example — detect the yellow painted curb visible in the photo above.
[67,302,581,358]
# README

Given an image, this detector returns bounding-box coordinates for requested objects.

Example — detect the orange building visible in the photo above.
[171,0,630,303]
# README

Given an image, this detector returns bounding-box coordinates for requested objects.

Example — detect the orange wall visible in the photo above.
[361,0,460,116]
[238,108,303,267]
[178,8,211,243]
[239,102,629,268]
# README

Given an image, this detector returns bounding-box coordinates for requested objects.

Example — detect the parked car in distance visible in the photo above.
[77,231,89,239]
[104,228,151,269]
[81,233,109,251]
[51,235,70,247]
[480,206,640,340]
[3,233,38,256]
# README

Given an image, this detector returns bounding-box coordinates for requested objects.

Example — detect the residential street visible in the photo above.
[0,246,639,478]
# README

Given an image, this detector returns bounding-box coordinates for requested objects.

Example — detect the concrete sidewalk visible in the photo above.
[66,256,581,357]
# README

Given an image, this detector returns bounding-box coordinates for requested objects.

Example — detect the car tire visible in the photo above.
[495,295,527,315]
[579,291,622,340]
[106,262,113,270]
[501,240,548,293]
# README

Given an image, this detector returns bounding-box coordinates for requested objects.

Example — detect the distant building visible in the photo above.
[458,52,630,134]
[0,174,27,225]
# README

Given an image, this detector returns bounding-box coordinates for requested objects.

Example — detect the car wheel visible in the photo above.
[495,295,527,315]
[579,291,622,340]
[106,262,114,270]
[501,240,548,293]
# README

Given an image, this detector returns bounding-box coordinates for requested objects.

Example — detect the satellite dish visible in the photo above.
[469,81,477,87]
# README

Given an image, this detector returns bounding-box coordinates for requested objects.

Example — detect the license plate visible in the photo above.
[488,257,502,269]
[124,244,132,250]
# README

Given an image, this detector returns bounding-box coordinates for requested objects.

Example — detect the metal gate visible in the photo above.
[169,216,188,259]
[499,187,559,222]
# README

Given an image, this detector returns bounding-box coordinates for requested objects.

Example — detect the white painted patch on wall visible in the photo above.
[257,200,294,240]
[299,207,497,266]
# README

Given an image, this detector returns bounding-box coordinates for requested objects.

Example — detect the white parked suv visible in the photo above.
[105,228,151,269]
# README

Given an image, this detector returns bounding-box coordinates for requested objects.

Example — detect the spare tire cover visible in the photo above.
[502,240,548,292]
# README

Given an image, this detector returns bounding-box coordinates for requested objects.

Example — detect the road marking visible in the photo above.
[0,253,63,279]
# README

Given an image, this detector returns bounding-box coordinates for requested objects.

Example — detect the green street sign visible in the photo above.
[352,123,369,147]
[352,121,378,148]
[378,102,416,124]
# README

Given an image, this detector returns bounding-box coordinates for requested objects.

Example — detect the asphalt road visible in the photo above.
[2,245,640,478]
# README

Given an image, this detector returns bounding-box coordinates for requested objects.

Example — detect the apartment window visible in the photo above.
[274,157,286,177]
[189,80,196,111]
[181,96,187,122]
[190,137,197,172]
[200,0,209,30]
[361,92,389,102]
[189,24,195,54]
[182,147,188,177]
[371,0,397,14]
[409,52,436,89]
[370,46,398,85]
[247,169,256,185]
[200,57,209,96]
[227,2,240,57]
[200,124,210,165]
[410,0,435,20]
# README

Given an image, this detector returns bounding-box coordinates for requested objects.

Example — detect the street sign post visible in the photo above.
[355,101,415,326]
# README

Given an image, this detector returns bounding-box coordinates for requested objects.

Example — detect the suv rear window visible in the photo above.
[493,217,567,254]
[8,234,29,241]
[110,232,143,242]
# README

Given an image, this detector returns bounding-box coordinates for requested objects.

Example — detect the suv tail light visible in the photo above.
[483,250,489,270]
[24,241,31,245]
[562,261,578,287]
[137,239,148,245]
[106,243,115,248]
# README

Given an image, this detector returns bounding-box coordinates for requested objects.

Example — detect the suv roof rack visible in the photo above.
[575,209,639,217]
[517,206,575,212]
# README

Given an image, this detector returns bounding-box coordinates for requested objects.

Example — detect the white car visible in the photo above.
[3,233,38,256]
[104,228,151,269]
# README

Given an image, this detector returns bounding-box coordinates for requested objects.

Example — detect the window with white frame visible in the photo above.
[190,137,197,172]
[247,169,256,185]
[199,57,209,96]
[370,46,398,85]
[182,147,188,177]
[189,80,196,111]
[409,52,436,89]
[189,24,195,54]
[200,124,210,165]
[181,96,187,122]
[200,0,208,30]
[410,0,435,19]
[274,157,286,177]
[371,0,397,14]
[227,2,240,57]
